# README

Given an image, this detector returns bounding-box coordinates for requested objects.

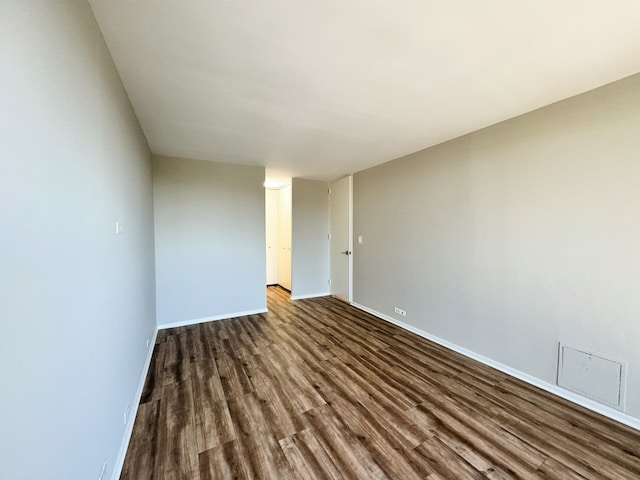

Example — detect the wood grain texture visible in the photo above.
[121,286,640,479]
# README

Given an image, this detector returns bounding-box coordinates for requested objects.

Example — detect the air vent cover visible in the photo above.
[557,343,626,410]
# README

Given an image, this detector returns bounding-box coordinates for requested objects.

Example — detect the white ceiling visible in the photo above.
[89,0,640,181]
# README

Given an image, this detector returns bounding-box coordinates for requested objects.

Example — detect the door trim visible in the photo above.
[347,174,353,303]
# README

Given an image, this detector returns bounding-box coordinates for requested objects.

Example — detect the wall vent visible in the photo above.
[557,343,626,410]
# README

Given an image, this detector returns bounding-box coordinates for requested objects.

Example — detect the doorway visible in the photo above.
[265,181,292,291]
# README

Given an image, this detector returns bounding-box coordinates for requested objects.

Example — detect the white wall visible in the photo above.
[0,2,156,479]
[277,184,293,290]
[153,156,266,326]
[353,73,640,422]
[292,178,330,299]
[265,188,279,285]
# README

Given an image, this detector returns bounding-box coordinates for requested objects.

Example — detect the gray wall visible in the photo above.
[153,156,266,326]
[0,1,156,479]
[292,178,330,298]
[354,73,640,420]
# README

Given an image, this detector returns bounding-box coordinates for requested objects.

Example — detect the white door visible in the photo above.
[265,189,279,285]
[278,185,292,290]
[329,175,352,302]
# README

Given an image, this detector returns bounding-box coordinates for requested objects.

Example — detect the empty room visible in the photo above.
[2,1,640,479]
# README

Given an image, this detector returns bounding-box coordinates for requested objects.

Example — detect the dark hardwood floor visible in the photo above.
[121,286,640,479]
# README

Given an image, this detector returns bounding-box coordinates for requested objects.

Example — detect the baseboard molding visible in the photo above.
[157,308,268,330]
[351,302,640,432]
[290,292,331,300]
[111,327,158,480]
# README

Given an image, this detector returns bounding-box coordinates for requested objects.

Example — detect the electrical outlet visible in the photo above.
[124,404,130,425]
[98,460,107,480]
[394,307,407,317]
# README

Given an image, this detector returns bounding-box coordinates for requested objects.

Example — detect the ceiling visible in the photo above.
[89,0,640,181]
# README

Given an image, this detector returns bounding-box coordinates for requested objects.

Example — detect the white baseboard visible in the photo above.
[157,308,268,330]
[111,327,158,480]
[290,292,331,300]
[351,302,640,432]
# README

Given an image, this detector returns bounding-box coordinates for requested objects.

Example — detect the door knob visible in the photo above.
[341,250,352,255]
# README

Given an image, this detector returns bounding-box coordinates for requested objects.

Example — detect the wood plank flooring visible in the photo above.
[121,286,640,479]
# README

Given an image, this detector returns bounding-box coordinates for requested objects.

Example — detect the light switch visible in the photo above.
[357,235,363,244]
[116,221,124,235]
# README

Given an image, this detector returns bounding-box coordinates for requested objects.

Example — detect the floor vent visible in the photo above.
[557,343,626,410]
